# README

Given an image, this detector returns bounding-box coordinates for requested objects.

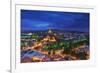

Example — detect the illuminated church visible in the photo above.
[41,29,57,43]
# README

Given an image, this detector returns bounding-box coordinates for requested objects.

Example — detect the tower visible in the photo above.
[48,29,52,34]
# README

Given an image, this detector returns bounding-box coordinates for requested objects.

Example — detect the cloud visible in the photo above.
[21,10,89,32]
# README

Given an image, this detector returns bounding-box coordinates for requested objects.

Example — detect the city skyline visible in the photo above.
[21,10,90,63]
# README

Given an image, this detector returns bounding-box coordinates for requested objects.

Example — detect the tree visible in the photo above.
[42,45,50,50]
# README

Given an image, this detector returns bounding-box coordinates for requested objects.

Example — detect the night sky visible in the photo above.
[21,10,89,32]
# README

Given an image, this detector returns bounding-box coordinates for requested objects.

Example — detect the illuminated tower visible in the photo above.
[48,29,52,34]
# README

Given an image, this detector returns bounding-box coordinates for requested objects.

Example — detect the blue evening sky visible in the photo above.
[21,10,89,32]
